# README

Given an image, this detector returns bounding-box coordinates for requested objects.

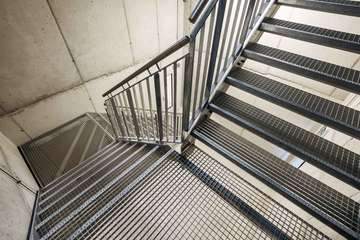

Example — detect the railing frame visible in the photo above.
[103,0,276,145]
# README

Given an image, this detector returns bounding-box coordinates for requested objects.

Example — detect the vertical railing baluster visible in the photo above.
[131,86,143,138]
[223,0,242,70]
[204,0,227,100]
[173,62,178,142]
[105,100,120,140]
[126,89,140,139]
[117,94,130,138]
[214,0,234,84]
[233,0,250,54]
[238,0,255,48]
[138,82,149,141]
[122,92,135,138]
[110,96,125,138]
[191,26,205,121]
[200,10,216,107]
[250,0,261,28]
[182,43,195,132]
[154,72,163,143]
[146,78,157,140]
[163,68,169,142]
[100,0,264,146]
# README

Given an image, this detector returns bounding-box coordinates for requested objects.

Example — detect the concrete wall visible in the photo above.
[0,131,39,240]
[0,0,189,146]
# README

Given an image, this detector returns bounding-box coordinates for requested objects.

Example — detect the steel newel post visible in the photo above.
[204,0,227,100]
[154,72,164,142]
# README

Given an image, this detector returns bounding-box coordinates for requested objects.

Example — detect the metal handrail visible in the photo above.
[102,36,189,97]
[103,0,220,98]
[189,0,210,23]
[104,0,273,145]
[111,54,187,96]
[189,0,218,38]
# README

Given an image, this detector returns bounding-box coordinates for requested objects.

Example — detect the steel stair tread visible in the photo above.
[260,17,360,54]
[277,0,360,17]
[210,91,360,188]
[35,144,171,239]
[243,43,360,94]
[192,119,360,239]
[180,145,330,239]
[39,141,125,200]
[33,142,330,240]
[40,141,118,192]
[37,143,145,217]
[227,68,360,139]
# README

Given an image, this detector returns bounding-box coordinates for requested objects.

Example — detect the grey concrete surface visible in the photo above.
[0,131,38,240]
[0,0,188,145]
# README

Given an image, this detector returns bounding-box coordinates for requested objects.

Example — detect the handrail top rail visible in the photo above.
[189,0,210,23]
[102,36,190,97]
[111,54,188,97]
[103,0,220,97]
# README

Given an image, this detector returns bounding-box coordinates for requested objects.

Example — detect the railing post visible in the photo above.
[204,0,227,100]
[105,101,120,140]
[126,90,141,139]
[239,0,256,46]
[154,72,163,142]
[182,46,195,132]
[110,97,125,138]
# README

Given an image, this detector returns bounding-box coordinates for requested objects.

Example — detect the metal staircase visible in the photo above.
[28,0,360,239]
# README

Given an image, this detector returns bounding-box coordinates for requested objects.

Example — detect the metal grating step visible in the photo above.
[260,17,360,54]
[42,143,330,240]
[226,68,360,140]
[35,144,171,239]
[38,143,131,208]
[181,145,329,239]
[35,143,151,235]
[210,91,360,189]
[20,114,115,187]
[243,43,360,94]
[192,119,360,239]
[39,141,123,199]
[277,0,360,17]
[37,143,143,217]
